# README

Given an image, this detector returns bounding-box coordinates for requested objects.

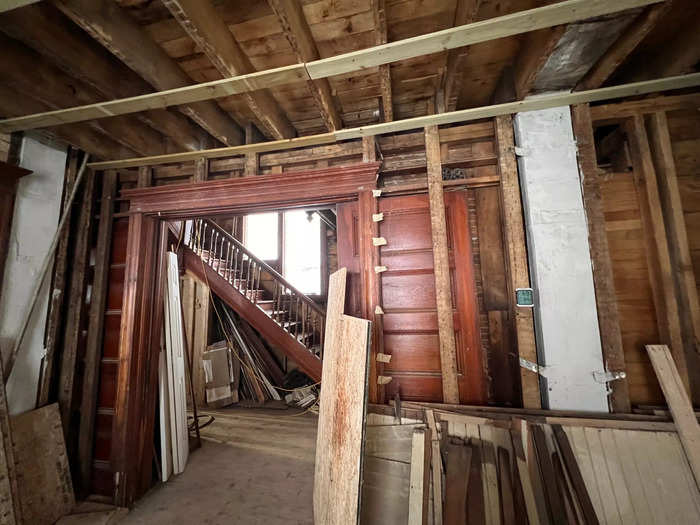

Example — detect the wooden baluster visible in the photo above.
[218,235,225,274]
[224,243,231,282]
[201,222,208,257]
[301,302,307,349]
[232,248,239,288]
[254,266,261,304]
[294,297,300,339]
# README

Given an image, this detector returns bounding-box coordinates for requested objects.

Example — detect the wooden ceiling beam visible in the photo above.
[371,0,393,122]
[163,0,295,140]
[268,0,341,131]
[0,3,213,151]
[0,0,664,133]
[53,0,244,146]
[440,0,482,113]
[0,34,168,156]
[512,26,567,100]
[87,72,700,170]
[0,84,138,160]
[576,4,670,90]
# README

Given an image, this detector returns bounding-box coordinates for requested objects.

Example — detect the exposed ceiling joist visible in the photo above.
[0,0,663,134]
[513,25,567,99]
[0,83,138,160]
[371,0,393,122]
[439,0,482,113]
[0,3,212,151]
[0,34,167,156]
[576,3,670,90]
[87,72,700,170]
[268,0,342,132]
[53,0,244,146]
[162,0,295,140]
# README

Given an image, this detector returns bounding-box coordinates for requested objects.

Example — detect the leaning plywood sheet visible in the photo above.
[314,268,372,525]
[10,403,74,524]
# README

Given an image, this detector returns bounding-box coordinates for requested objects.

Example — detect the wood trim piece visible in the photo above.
[0,0,666,136]
[646,344,700,491]
[494,115,540,409]
[123,163,381,216]
[77,169,117,494]
[646,111,700,404]
[425,125,460,404]
[571,104,630,413]
[591,92,700,123]
[85,73,700,171]
[625,115,691,396]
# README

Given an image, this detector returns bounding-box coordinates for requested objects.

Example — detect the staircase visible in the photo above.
[181,218,323,381]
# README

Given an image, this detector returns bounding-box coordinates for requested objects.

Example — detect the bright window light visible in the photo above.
[284,210,321,294]
[244,212,278,260]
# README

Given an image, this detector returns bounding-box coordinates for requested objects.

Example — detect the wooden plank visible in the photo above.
[425,410,443,525]
[54,0,243,146]
[77,169,117,493]
[58,168,96,440]
[37,151,78,408]
[371,0,392,122]
[591,93,700,123]
[424,125,459,404]
[646,112,700,403]
[314,268,372,525]
[531,424,567,523]
[551,425,599,524]
[444,442,471,525]
[11,404,74,525]
[0,357,19,524]
[571,104,630,412]
[408,428,431,525]
[269,0,341,131]
[646,344,700,490]
[82,73,700,170]
[510,425,544,524]
[364,424,424,463]
[479,425,501,525]
[495,115,540,409]
[191,280,210,407]
[498,446,516,525]
[576,4,669,90]
[626,117,691,393]
[162,0,294,140]
[0,0,668,138]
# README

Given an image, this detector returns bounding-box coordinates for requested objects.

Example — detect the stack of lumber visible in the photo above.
[364,403,700,524]
[215,299,283,404]
[360,344,700,524]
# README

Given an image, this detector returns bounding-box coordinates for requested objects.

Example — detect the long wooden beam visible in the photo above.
[87,72,700,170]
[0,0,663,133]
[371,0,393,121]
[268,0,342,131]
[162,0,295,140]
[53,0,243,145]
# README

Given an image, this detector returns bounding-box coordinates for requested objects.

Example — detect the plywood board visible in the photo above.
[10,403,74,525]
[314,268,372,525]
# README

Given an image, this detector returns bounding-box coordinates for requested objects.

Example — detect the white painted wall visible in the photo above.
[514,105,609,412]
[0,137,67,415]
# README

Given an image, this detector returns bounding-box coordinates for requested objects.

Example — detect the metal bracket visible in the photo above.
[593,370,627,384]
[514,146,530,157]
[519,357,551,378]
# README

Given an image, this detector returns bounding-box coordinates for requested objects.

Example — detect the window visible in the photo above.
[243,212,278,261]
[284,210,321,295]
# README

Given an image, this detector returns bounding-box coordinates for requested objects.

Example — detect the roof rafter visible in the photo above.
[268,0,342,131]
[162,0,295,140]
[0,0,664,133]
[53,0,244,145]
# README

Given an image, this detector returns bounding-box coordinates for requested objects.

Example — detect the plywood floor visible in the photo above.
[121,407,317,525]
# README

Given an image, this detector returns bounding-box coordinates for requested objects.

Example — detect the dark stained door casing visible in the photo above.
[337,191,485,404]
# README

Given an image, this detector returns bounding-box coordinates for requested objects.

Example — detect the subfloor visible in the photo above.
[121,406,317,525]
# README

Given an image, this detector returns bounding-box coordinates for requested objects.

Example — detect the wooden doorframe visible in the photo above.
[112,163,380,506]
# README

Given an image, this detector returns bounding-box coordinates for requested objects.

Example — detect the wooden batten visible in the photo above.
[425,125,460,404]
[571,104,630,413]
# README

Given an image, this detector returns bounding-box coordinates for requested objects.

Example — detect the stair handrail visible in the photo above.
[190,218,326,318]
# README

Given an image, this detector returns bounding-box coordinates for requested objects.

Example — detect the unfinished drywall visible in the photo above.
[514,105,608,412]
[0,136,66,415]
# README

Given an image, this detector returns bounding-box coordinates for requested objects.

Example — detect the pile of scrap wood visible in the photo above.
[214,299,286,405]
